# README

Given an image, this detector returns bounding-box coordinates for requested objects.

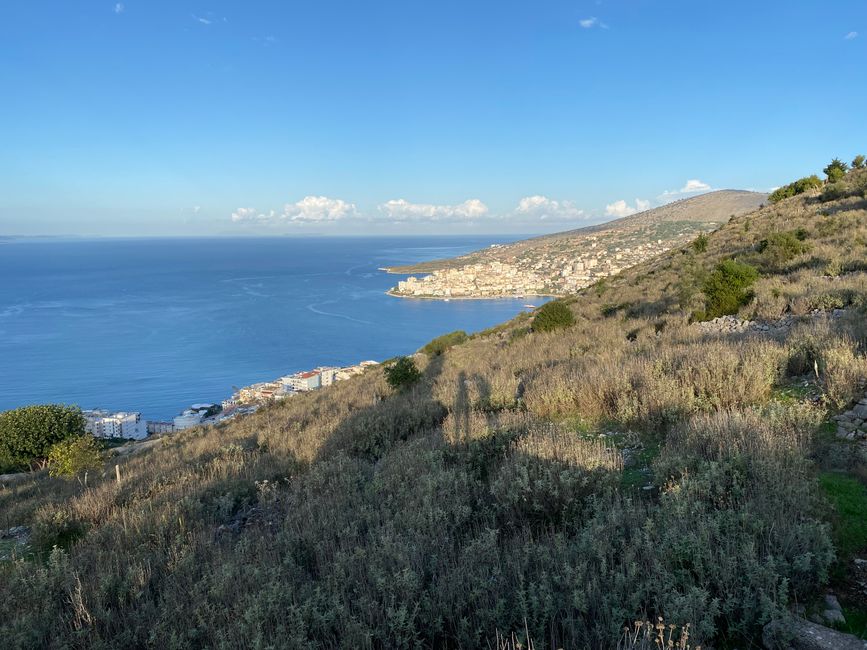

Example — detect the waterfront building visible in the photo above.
[83,409,147,440]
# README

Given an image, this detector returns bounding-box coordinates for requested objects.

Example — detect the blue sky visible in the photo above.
[0,1,864,236]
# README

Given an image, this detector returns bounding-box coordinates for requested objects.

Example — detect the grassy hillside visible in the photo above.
[2,169,867,649]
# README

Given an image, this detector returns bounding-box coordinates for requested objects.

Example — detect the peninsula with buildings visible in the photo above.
[386,190,766,299]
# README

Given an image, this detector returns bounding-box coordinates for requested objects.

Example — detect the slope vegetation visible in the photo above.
[2,171,867,649]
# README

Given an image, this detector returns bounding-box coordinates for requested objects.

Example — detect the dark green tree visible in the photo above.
[823,158,849,183]
[692,232,709,253]
[533,300,576,332]
[384,356,421,390]
[0,404,86,471]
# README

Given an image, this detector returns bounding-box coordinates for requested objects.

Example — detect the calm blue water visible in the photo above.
[0,236,539,420]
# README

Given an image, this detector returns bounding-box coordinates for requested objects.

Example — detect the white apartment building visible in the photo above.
[83,410,147,440]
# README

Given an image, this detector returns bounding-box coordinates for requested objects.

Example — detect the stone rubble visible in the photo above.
[834,395,867,441]
[697,309,847,335]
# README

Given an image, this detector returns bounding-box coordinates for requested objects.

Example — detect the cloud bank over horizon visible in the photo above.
[228,179,720,231]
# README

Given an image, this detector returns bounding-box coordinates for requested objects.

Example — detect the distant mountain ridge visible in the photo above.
[386,190,767,298]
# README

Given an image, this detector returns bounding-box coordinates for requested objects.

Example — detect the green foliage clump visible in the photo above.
[823,157,849,183]
[852,154,866,170]
[697,259,759,320]
[384,356,421,390]
[757,230,811,268]
[768,175,823,203]
[0,404,86,472]
[420,330,468,357]
[532,300,575,332]
[47,435,104,479]
[692,232,709,253]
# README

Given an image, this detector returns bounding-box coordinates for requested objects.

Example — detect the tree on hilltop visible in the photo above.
[823,158,849,183]
[852,154,866,170]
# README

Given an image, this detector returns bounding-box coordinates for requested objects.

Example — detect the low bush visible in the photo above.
[47,436,104,479]
[532,300,575,332]
[757,230,811,268]
[768,175,823,203]
[384,356,421,390]
[697,259,759,320]
[421,330,468,357]
[692,232,709,253]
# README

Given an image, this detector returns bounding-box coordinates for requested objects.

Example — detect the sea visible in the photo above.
[0,236,540,420]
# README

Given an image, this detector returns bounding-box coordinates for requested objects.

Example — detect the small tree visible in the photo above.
[0,404,86,471]
[533,300,576,333]
[823,158,849,183]
[384,356,421,390]
[852,154,865,170]
[48,436,104,481]
[692,233,709,253]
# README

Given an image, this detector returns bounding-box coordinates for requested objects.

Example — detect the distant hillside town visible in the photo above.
[83,359,379,441]
[387,190,766,299]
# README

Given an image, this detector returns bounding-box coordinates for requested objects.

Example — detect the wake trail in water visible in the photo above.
[306,301,373,325]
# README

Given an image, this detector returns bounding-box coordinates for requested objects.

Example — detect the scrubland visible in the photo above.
[2,169,867,649]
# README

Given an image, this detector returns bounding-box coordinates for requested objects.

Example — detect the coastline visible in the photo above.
[385,289,557,301]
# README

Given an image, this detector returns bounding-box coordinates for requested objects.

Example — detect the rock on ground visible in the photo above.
[764,619,867,650]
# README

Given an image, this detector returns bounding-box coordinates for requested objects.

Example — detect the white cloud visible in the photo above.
[231,207,259,223]
[514,195,586,221]
[283,196,357,222]
[113,3,124,14]
[231,197,356,225]
[579,16,609,29]
[845,31,858,40]
[193,14,212,25]
[378,198,489,222]
[657,179,714,202]
[605,198,649,218]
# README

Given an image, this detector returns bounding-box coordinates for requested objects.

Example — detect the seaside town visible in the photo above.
[82,359,379,441]
[390,233,695,298]
[386,190,766,300]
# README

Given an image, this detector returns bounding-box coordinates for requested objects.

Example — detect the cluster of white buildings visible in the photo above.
[82,361,380,442]
[224,361,378,408]
[391,231,696,299]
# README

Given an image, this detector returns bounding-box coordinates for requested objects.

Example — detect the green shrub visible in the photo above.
[384,356,421,390]
[692,232,709,253]
[532,300,575,332]
[852,154,865,170]
[420,330,468,357]
[47,435,104,479]
[768,175,823,203]
[823,158,849,183]
[757,230,811,268]
[0,404,86,471]
[699,259,759,320]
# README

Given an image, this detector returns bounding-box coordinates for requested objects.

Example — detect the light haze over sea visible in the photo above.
[0,236,540,420]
